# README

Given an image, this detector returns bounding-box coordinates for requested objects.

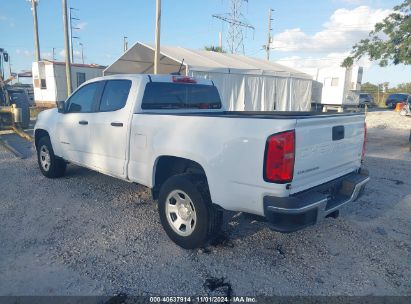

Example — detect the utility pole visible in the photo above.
[154,0,161,74]
[31,0,41,62]
[266,8,274,61]
[62,0,72,95]
[123,36,128,52]
[9,58,12,84]
[69,7,80,63]
[0,49,4,80]
[218,32,223,50]
[79,43,84,64]
[52,47,56,61]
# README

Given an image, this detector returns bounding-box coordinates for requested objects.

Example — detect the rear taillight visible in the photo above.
[362,122,367,161]
[264,130,295,183]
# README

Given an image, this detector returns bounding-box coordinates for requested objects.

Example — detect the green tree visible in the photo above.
[204,46,225,53]
[361,82,379,93]
[342,0,411,67]
[391,82,411,93]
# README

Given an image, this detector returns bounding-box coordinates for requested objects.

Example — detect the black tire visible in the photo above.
[158,174,222,249]
[37,136,66,178]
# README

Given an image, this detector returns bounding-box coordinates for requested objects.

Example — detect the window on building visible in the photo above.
[76,72,86,87]
[40,79,47,89]
[34,78,40,88]
[99,80,132,112]
[331,78,339,87]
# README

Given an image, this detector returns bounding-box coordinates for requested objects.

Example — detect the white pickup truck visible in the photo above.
[34,74,369,248]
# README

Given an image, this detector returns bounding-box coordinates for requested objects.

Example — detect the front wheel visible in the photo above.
[158,174,222,249]
[37,136,66,178]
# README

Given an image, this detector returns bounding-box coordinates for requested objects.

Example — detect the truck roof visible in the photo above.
[89,74,214,86]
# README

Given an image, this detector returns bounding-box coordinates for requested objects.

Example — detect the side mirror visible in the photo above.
[57,100,66,113]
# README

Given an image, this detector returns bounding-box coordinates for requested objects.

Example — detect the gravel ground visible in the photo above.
[0,111,410,296]
[366,109,411,130]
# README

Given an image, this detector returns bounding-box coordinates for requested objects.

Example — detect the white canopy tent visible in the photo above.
[104,42,314,111]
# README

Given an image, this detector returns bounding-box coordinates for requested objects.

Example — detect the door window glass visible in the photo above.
[99,80,132,112]
[67,82,100,113]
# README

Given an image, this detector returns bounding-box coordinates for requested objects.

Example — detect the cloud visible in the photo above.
[271,6,391,53]
[76,21,88,31]
[41,52,53,60]
[339,0,366,4]
[58,49,82,60]
[277,52,373,70]
[0,15,15,27]
[16,49,33,57]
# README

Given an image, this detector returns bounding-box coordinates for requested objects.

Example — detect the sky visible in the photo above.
[0,0,410,86]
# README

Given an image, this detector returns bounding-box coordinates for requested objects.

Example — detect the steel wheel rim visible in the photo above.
[165,189,197,237]
[39,145,51,172]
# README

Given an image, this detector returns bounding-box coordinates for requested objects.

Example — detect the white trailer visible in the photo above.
[302,66,363,110]
[32,60,105,107]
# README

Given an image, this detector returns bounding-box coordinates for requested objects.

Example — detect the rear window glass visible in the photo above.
[141,82,222,110]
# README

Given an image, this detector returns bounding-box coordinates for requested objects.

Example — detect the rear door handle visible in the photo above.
[79,120,88,125]
[111,122,123,127]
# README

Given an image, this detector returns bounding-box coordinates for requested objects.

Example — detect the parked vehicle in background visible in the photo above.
[34,74,369,249]
[385,93,409,109]
[399,95,411,116]
[359,93,374,108]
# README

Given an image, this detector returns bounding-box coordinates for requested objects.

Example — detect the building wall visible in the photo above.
[54,65,105,102]
[301,66,363,106]
[32,62,58,105]
[32,61,104,106]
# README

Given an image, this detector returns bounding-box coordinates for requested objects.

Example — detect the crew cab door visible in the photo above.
[87,79,132,178]
[57,81,104,164]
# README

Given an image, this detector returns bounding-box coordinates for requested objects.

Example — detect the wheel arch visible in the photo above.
[151,155,209,200]
[34,129,50,149]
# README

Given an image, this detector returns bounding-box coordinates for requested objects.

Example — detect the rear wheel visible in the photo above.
[37,136,66,178]
[158,174,222,249]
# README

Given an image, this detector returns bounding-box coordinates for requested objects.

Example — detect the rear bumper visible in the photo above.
[263,169,370,232]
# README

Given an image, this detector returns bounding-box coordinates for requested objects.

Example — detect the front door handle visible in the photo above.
[79,120,88,125]
[111,122,123,127]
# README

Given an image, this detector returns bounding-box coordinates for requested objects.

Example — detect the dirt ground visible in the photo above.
[0,111,410,297]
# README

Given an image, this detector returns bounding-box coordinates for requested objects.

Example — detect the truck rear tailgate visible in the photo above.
[291,114,365,194]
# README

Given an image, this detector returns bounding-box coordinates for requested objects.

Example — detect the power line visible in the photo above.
[212,0,254,54]
[69,7,81,63]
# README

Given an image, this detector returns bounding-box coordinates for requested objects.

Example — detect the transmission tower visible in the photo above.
[213,0,254,54]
